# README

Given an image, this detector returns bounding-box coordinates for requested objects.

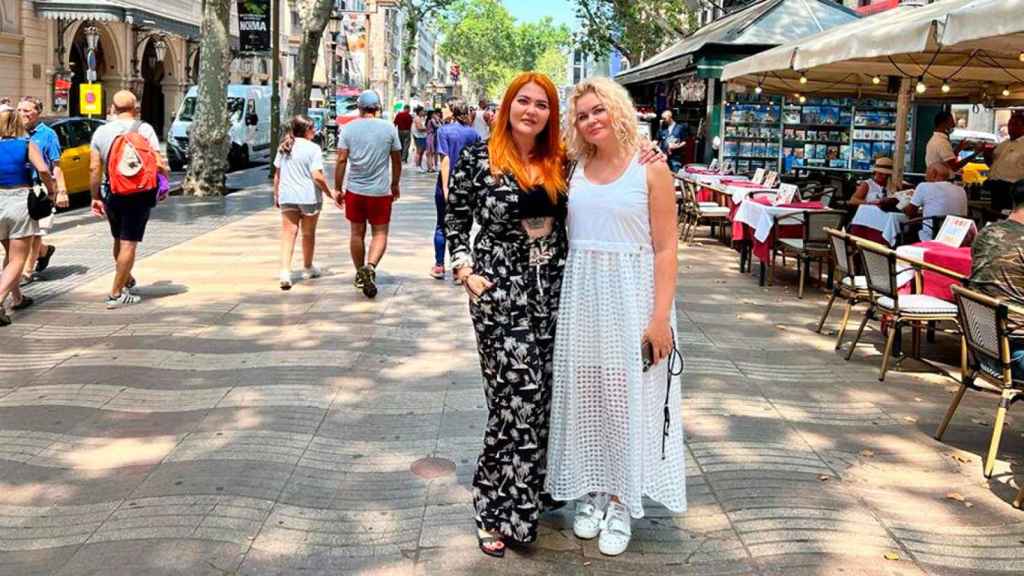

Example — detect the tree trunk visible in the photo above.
[401,7,419,102]
[183,0,232,197]
[287,0,334,118]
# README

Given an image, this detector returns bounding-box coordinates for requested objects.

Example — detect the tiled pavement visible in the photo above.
[0,163,1022,575]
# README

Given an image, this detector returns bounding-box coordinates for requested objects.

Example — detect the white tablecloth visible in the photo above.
[725,185,777,205]
[850,205,908,246]
[733,200,809,243]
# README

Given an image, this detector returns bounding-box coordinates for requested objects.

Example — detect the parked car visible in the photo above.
[168,85,273,171]
[40,116,106,196]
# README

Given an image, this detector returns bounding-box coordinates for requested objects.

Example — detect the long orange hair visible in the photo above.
[488,72,567,203]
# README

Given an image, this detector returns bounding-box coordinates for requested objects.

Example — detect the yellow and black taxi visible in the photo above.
[39,116,106,195]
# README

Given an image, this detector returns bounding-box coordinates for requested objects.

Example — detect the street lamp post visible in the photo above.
[84,24,100,84]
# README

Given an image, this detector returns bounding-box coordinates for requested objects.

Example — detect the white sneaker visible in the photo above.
[279,271,292,291]
[598,500,632,556]
[302,266,321,280]
[573,493,608,540]
[105,289,142,309]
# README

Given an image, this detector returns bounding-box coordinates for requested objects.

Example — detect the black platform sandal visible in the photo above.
[477,530,506,558]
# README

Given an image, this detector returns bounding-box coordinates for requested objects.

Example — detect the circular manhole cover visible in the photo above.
[411,456,456,479]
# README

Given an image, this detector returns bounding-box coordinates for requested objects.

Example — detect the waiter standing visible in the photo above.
[984,113,1024,212]
[926,111,982,174]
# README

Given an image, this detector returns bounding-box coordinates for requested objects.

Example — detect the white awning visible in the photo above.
[34,1,202,38]
[721,0,1024,102]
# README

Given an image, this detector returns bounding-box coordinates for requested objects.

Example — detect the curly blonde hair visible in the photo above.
[565,76,640,161]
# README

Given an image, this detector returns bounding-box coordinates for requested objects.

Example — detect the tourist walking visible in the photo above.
[335,90,402,299]
[445,72,569,557]
[18,96,67,283]
[431,99,480,280]
[546,77,686,556]
[89,90,168,308]
[0,109,55,326]
[274,115,336,290]
[425,109,441,173]
[412,107,428,172]
[393,104,414,164]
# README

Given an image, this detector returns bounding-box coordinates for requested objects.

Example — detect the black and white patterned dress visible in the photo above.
[444,141,568,544]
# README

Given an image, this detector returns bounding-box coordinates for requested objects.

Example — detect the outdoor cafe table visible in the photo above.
[849,204,908,247]
[895,241,972,302]
[732,196,827,284]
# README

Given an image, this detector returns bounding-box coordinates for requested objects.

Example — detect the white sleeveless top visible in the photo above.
[863,179,887,203]
[567,154,651,252]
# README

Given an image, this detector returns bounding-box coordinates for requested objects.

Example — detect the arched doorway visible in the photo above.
[68,30,106,118]
[140,40,166,138]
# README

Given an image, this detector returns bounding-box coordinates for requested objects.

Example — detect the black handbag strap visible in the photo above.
[661,328,684,460]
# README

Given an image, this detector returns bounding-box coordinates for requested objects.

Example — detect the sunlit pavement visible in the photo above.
[0,161,1021,575]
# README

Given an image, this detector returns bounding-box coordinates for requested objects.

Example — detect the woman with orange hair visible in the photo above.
[445,72,569,556]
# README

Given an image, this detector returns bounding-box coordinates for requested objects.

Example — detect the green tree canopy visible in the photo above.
[440,0,572,99]
[572,0,691,67]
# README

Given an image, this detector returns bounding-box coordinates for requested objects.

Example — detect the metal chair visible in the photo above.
[848,239,963,381]
[772,210,846,298]
[681,180,730,243]
[936,286,1024,479]
[817,228,872,350]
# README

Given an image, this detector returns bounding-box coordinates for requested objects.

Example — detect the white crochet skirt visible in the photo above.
[546,241,687,519]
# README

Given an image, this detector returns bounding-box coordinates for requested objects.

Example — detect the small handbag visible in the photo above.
[27,181,53,220]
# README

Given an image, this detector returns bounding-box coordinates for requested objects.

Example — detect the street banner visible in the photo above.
[237,0,271,53]
[79,83,102,116]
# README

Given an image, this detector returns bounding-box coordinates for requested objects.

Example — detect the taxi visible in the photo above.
[40,116,106,195]
[951,129,998,186]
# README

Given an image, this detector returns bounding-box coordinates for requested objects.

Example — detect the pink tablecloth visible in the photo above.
[848,224,888,246]
[918,241,972,301]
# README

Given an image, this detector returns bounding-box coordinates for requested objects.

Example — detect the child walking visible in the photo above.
[274,115,336,290]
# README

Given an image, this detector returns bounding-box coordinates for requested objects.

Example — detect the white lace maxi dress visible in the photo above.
[545,155,687,519]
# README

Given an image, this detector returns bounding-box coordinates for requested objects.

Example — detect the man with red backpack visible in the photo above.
[89,90,169,308]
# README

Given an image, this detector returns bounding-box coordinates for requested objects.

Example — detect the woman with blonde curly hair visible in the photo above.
[545,76,686,556]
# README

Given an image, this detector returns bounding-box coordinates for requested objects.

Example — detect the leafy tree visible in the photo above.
[440,0,571,99]
[398,0,456,101]
[572,0,691,67]
[183,0,233,196]
[535,46,568,88]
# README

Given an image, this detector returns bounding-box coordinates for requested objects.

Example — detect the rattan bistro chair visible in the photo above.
[772,210,846,298]
[847,239,963,381]
[816,228,872,350]
[936,286,1024,479]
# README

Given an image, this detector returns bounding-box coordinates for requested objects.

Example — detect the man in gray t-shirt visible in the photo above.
[335,90,402,299]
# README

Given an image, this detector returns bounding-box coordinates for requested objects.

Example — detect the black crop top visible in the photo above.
[518,186,566,220]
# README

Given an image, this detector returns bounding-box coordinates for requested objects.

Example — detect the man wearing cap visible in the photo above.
[335,89,402,298]
[849,157,895,207]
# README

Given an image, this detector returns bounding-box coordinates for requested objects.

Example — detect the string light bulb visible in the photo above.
[799,74,808,85]
[915,79,927,94]
[941,81,951,93]
[872,75,881,85]
[755,84,763,94]
[1019,52,1024,62]
[1003,87,1012,97]
[799,95,807,104]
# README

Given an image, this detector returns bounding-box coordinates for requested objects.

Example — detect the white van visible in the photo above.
[167,85,273,171]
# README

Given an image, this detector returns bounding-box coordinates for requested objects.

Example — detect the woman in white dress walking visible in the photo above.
[545,77,686,556]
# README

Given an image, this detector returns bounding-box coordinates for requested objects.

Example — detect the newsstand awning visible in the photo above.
[616,0,859,87]
[34,0,202,39]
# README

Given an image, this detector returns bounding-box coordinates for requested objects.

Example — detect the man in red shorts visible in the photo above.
[335,90,402,298]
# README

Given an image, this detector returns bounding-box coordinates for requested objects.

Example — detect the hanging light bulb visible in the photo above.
[941,81,951,93]
[799,74,808,85]
[1003,87,1012,97]
[754,85,763,95]
[799,95,807,104]
[872,75,881,85]
[916,79,927,94]
[1019,52,1024,63]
